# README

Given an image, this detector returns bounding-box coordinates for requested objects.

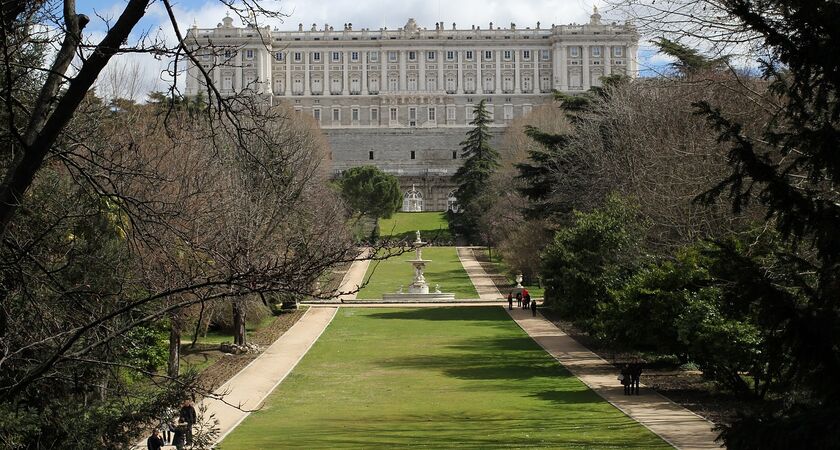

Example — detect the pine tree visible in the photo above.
[451,99,499,239]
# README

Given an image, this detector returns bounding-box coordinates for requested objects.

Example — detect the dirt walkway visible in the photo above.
[336,248,372,301]
[456,246,503,301]
[456,247,720,449]
[203,306,337,445]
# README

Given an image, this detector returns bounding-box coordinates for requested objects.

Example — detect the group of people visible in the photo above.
[147,399,198,450]
[507,289,537,316]
[619,362,644,395]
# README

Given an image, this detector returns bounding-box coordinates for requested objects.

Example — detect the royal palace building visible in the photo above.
[184,10,639,211]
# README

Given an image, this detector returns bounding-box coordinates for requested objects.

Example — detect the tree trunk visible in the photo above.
[167,317,181,378]
[233,301,246,346]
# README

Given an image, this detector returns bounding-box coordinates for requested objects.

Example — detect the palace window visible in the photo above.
[408,51,417,61]
[313,108,321,122]
[407,76,418,91]
[410,150,416,159]
[541,49,550,60]
[503,50,512,60]
[408,107,417,126]
[503,104,513,120]
[465,50,474,60]
[369,151,374,160]
[503,76,513,92]
[428,107,436,122]
[312,52,321,62]
[274,52,284,61]
[446,50,455,60]
[332,108,341,122]
[370,107,379,122]
[592,46,601,57]
[613,46,623,57]
[351,108,359,122]
[540,76,551,92]
[403,186,423,212]
[224,50,231,59]
[245,49,254,60]
[522,76,532,92]
[447,105,456,121]
[332,51,341,62]
[466,104,474,121]
[483,75,494,93]
[484,50,493,60]
[369,51,379,62]
[388,51,397,62]
[292,78,303,94]
[388,77,399,91]
[222,75,232,91]
[350,77,360,94]
[427,51,436,61]
[390,107,398,122]
[293,52,302,62]
[445,76,456,93]
[351,51,359,61]
[570,47,580,57]
[523,50,531,60]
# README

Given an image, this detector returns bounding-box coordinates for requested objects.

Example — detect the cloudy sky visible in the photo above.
[75,0,665,100]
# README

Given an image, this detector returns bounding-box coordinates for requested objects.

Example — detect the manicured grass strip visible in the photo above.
[379,211,451,241]
[219,307,669,449]
[356,247,479,299]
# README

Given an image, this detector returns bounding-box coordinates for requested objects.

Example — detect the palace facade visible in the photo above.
[184,10,639,211]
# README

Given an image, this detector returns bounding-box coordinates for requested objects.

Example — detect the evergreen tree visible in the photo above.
[690,1,840,447]
[451,99,499,239]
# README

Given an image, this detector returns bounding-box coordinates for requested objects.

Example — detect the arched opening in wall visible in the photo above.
[403,185,424,212]
[447,190,459,213]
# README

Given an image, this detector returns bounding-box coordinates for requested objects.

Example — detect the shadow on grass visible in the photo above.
[366,306,506,322]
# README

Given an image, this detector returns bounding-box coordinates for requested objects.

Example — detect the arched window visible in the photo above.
[403,185,424,212]
[447,190,459,213]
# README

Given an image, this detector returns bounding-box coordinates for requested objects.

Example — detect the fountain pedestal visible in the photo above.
[381,231,456,302]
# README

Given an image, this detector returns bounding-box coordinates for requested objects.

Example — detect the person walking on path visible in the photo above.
[620,364,631,395]
[516,292,522,308]
[530,298,537,316]
[172,421,187,450]
[524,292,531,310]
[629,361,643,395]
[146,429,164,450]
[508,292,513,310]
[179,399,197,445]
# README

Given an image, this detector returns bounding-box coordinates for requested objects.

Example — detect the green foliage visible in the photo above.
[652,38,730,75]
[338,165,402,220]
[451,100,500,239]
[540,195,645,332]
[690,1,840,446]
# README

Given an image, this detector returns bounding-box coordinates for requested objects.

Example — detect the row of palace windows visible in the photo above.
[275,74,552,95]
[206,46,625,64]
[367,150,460,160]
[305,104,529,124]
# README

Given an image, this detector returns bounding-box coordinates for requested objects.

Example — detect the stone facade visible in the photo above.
[184,11,638,210]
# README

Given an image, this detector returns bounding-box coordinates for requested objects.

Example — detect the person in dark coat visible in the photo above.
[530,297,537,316]
[179,399,197,445]
[620,364,631,395]
[172,421,187,450]
[524,292,532,309]
[516,292,522,308]
[629,361,643,395]
[147,429,164,450]
[508,292,513,310]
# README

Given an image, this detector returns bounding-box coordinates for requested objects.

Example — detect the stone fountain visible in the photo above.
[382,231,455,302]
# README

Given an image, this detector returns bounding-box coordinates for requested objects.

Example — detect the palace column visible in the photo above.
[559,45,568,91]
[419,49,426,92]
[234,50,242,91]
[457,51,464,94]
[437,47,444,93]
[514,49,521,94]
[604,44,611,77]
[495,49,501,93]
[342,50,349,95]
[303,50,310,95]
[399,49,407,91]
[629,43,638,77]
[582,45,590,90]
[381,51,388,93]
[362,50,369,95]
[284,51,290,95]
[324,50,330,94]
[476,51,482,93]
[532,48,539,93]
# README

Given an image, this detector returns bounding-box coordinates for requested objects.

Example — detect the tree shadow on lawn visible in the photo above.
[280,411,660,449]
[366,306,508,322]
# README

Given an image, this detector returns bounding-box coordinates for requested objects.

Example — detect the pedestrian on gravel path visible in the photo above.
[147,429,164,450]
[530,298,537,316]
[516,292,522,308]
[629,361,643,395]
[508,292,513,310]
[172,420,187,450]
[179,399,197,445]
[620,364,631,395]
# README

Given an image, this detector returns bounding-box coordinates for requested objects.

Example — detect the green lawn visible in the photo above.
[357,247,479,299]
[379,212,451,241]
[219,307,669,449]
